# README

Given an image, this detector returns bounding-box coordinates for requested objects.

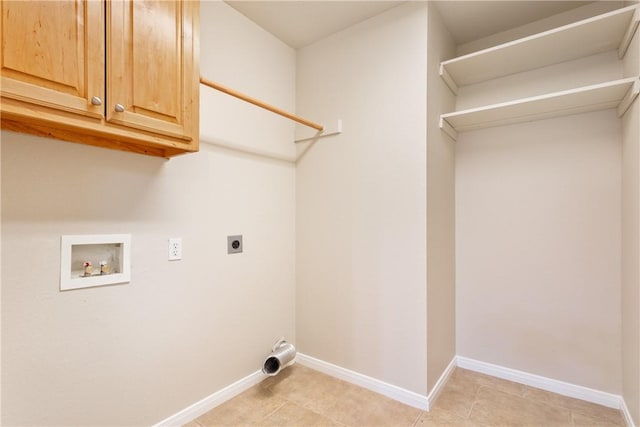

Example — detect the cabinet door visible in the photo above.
[0,0,104,119]
[107,0,197,142]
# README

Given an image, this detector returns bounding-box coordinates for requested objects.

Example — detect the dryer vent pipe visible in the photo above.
[262,339,296,376]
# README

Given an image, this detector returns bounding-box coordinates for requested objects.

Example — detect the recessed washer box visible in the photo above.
[60,234,131,291]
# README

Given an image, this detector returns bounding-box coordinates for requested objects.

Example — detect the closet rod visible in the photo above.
[199,76,324,131]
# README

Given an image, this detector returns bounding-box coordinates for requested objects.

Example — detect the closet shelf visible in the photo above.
[440,77,640,141]
[439,5,639,94]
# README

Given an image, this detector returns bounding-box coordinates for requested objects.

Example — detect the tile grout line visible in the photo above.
[523,390,614,425]
[526,392,627,426]
[476,382,608,427]
[257,382,290,423]
[410,410,425,426]
[466,399,478,421]
[259,399,289,423]
[264,377,348,427]
[465,381,485,419]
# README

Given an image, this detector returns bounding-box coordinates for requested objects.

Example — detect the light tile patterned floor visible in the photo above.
[185,364,625,427]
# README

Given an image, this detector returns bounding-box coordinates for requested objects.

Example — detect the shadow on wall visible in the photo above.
[0,131,198,223]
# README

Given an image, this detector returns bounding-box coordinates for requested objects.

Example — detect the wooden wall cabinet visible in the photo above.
[0,0,200,158]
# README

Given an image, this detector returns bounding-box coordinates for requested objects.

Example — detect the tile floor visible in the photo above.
[185,364,626,427]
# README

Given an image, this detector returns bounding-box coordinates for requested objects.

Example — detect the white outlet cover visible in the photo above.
[168,238,182,261]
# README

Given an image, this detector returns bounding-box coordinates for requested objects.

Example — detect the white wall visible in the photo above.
[456,2,623,56]
[456,50,623,111]
[295,3,429,395]
[199,1,296,160]
[455,110,622,393]
[455,6,626,396]
[621,3,640,422]
[0,2,296,425]
[426,3,457,393]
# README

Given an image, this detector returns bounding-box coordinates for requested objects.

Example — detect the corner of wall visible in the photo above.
[295,2,429,396]
[425,1,457,394]
[621,10,640,424]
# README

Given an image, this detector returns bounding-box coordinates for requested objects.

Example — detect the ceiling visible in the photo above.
[433,1,593,45]
[225,1,594,49]
[225,1,403,49]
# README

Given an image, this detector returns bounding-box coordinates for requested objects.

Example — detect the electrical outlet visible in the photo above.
[227,235,243,254]
[168,238,182,261]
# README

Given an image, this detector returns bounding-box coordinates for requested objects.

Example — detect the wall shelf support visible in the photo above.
[439,64,458,95]
[617,79,640,117]
[439,117,458,141]
[618,6,640,59]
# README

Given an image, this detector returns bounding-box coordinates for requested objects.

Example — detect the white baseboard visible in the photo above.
[296,353,429,410]
[621,397,636,427]
[426,357,457,408]
[153,370,265,427]
[456,356,624,410]
[153,354,637,427]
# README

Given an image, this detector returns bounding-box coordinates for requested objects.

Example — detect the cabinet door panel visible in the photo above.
[0,0,104,118]
[107,0,196,141]
[132,1,178,119]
